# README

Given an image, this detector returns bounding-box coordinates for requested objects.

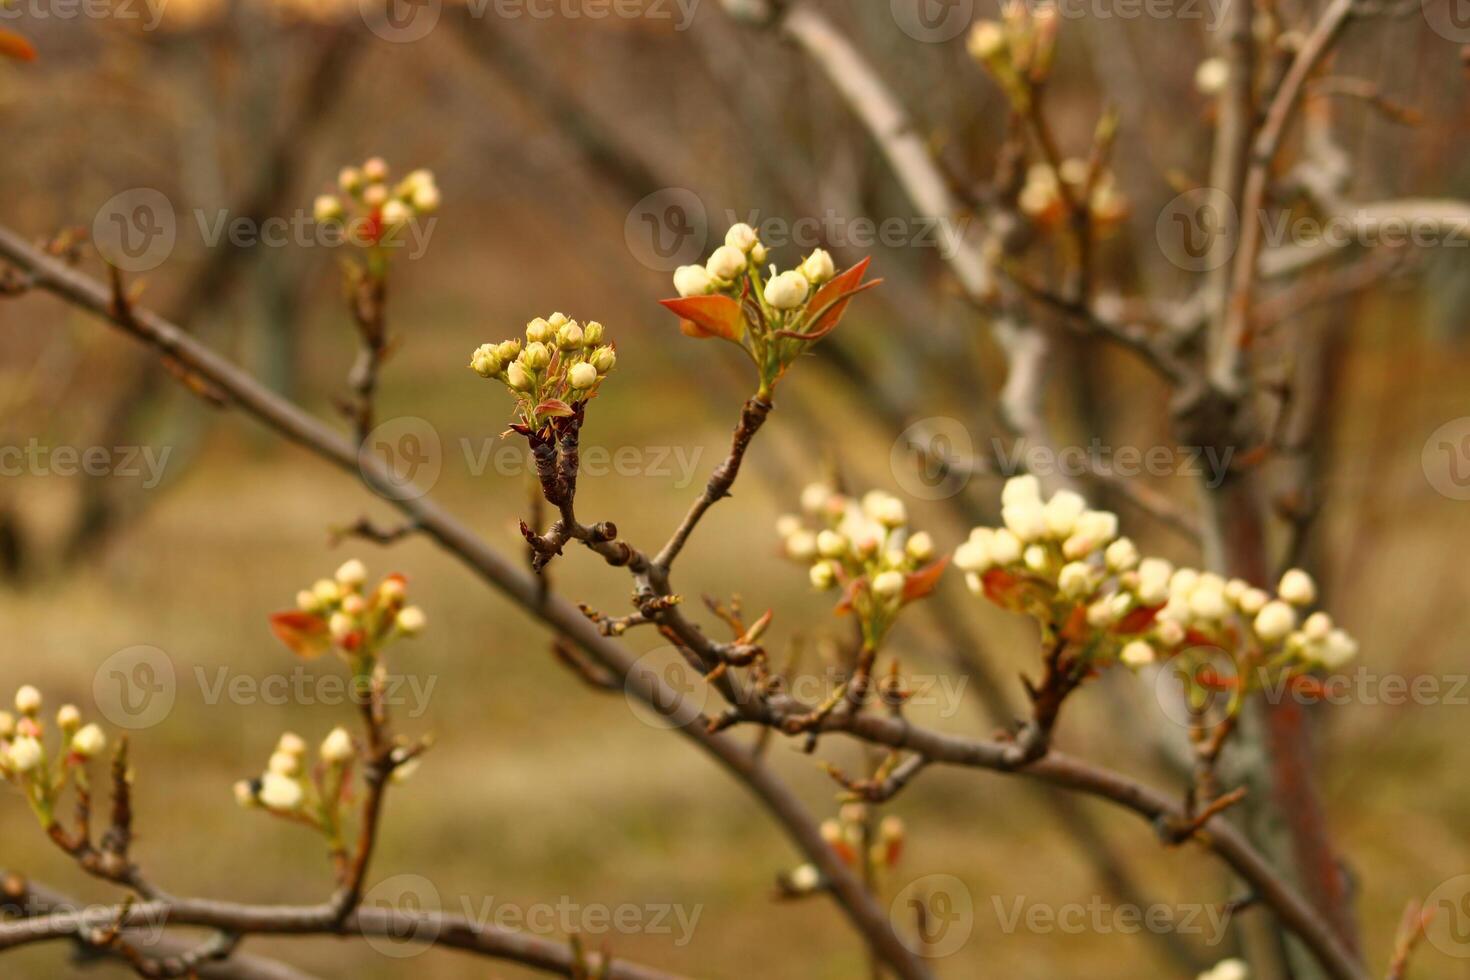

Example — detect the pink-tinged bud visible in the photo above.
[361,157,389,182]
[362,184,388,208]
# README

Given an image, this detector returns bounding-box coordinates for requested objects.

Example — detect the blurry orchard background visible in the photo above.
[1,0,1469,977]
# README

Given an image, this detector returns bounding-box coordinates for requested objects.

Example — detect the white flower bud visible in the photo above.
[1277,568,1316,606]
[362,157,389,182]
[673,264,715,297]
[800,483,832,514]
[1254,601,1296,642]
[380,199,412,229]
[724,222,759,253]
[1043,490,1087,538]
[1104,538,1139,573]
[1001,474,1042,508]
[1302,611,1332,642]
[1023,544,1049,574]
[313,194,344,224]
[568,362,598,390]
[1135,558,1173,605]
[506,362,534,391]
[71,724,106,758]
[764,270,810,310]
[1002,501,1048,542]
[362,183,388,208]
[0,712,13,738]
[809,561,837,590]
[1224,578,1248,602]
[1058,562,1094,599]
[873,495,907,529]
[1199,958,1250,980]
[872,570,906,599]
[268,750,300,777]
[522,342,552,370]
[967,20,1006,61]
[817,530,848,559]
[14,686,40,716]
[789,863,821,892]
[320,726,355,764]
[525,317,553,343]
[905,531,935,562]
[706,245,747,281]
[397,606,427,636]
[56,704,81,732]
[776,514,802,538]
[411,181,440,213]
[1237,587,1269,615]
[329,612,355,640]
[785,530,817,561]
[1170,568,1200,598]
[277,732,307,756]
[954,531,993,573]
[1063,510,1119,558]
[557,322,584,350]
[7,736,42,773]
[800,248,835,284]
[1194,57,1229,96]
[335,559,367,588]
[258,772,302,811]
[965,571,983,595]
[338,166,363,194]
[989,529,1023,565]
[1319,629,1358,669]
[1120,641,1156,668]
[1156,619,1186,647]
[1189,581,1229,620]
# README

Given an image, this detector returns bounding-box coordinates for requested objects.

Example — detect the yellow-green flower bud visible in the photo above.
[526,318,553,344]
[338,166,364,194]
[506,362,534,391]
[801,248,835,284]
[589,346,617,374]
[496,339,522,362]
[568,362,598,389]
[362,156,389,182]
[470,344,502,378]
[314,194,344,224]
[557,322,584,350]
[582,321,604,346]
[522,342,551,370]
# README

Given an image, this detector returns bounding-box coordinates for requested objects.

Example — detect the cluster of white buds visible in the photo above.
[779,484,943,645]
[272,559,424,663]
[967,3,1061,106]
[1198,959,1249,980]
[1,687,108,827]
[234,727,355,815]
[468,313,615,431]
[314,158,438,250]
[665,222,873,396]
[1017,159,1128,231]
[956,477,1360,690]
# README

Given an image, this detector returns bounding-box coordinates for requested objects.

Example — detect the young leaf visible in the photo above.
[268,612,332,660]
[0,30,37,62]
[797,258,881,340]
[902,555,949,603]
[534,399,576,418]
[660,295,745,342]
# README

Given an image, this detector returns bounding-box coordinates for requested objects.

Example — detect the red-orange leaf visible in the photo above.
[1113,603,1162,636]
[659,295,745,342]
[902,555,949,603]
[269,611,332,660]
[535,398,575,418]
[0,30,37,62]
[798,257,880,340]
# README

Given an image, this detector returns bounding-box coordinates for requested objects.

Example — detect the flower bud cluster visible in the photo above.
[0,687,108,826]
[967,3,1061,106]
[956,476,1359,692]
[315,158,438,249]
[275,559,425,664]
[816,804,905,876]
[779,484,943,644]
[468,313,615,431]
[1018,160,1128,231]
[667,222,868,396]
[234,726,356,815]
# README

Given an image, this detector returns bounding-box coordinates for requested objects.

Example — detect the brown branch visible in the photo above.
[0,224,932,980]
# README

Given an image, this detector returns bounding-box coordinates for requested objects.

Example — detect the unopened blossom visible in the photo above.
[320,727,354,764]
[6,736,41,773]
[1277,568,1316,606]
[724,222,759,253]
[801,248,835,284]
[14,686,40,716]
[706,245,746,281]
[396,606,426,636]
[56,704,80,732]
[258,772,303,811]
[1253,600,1296,642]
[872,570,906,599]
[568,362,598,389]
[71,724,106,758]
[673,264,714,297]
[336,559,367,589]
[764,270,810,310]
